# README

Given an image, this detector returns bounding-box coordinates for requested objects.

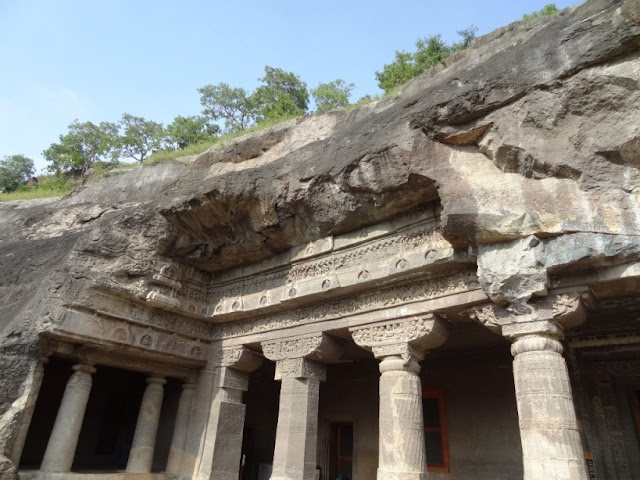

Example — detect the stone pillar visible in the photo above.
[470,295,589,480]
[195,346,262,480]
[41,364,96,473]
[262,334,343,480]
[378,355,427,480]
[10,356,48,465]
[271,358,326,480]
[510,333,588,480]
[166,381,195,475]
[350,315,449,480]
[126,376,166,473]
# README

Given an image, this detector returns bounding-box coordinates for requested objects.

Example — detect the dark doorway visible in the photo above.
[329,422,353,480]
[19,356,74,469]
[242,361,280,480]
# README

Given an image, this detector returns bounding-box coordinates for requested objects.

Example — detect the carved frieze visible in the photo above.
[215,269,478,340]
[51,308,209,362]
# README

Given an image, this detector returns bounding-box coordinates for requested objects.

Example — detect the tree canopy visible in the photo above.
[312,79,355,113]
[198,83,256,133]
[43,120,119,175]
[375,28,476,94]
[117,114,164,163]
[253,66,309,123]
[0,154,35,192]
[165,115,220,149]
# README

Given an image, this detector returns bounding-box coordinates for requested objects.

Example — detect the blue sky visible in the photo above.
[0,0,579,173]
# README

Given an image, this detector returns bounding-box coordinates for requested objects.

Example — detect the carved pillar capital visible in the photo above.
[275,357,327,381]
[261,332,343,363]
[349,314,449,363]
[210,345,263,373]
[467,291,589,338]
[510,334,564,356]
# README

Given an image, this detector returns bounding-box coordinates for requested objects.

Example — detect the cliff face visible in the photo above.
[0,0,639,472]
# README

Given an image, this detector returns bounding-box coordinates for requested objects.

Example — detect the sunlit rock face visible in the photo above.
[0,0,639,477]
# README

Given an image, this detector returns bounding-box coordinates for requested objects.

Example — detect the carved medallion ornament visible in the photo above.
[349,315,449,362]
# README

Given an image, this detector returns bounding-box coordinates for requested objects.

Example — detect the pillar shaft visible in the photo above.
[41,364,95,473]
[197,367,249,480]
[166,382,195,475]
[377,356,427,480]
[126,376,166,473]
[271,358,325,480]
[511,334,588,480]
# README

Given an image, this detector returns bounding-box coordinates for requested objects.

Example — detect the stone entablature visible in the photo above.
[49,306,210,363]
[145,204,472,322]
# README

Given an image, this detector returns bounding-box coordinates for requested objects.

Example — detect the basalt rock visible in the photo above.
[0,0,639,472]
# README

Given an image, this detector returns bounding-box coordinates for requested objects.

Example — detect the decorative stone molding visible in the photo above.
[208,209,462,320]
[261,333,343,363]
[510,334,564,356]
[210,345,263,372]
[51,307,210,363]
[349,314,449,362]
[215,268,478,340]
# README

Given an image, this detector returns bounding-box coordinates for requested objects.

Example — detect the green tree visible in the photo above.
[252,66,309,123]
[413,35,451,75]
[165,115,220,149]
[452,25,478,51]
[0,154,35,192]
[375,51,416,93]
[523,3,559,20]
[117,113,164,162]
[311,79,355,113]
[375,28,477,94]
[198,83,257,132]
[44,120,119,175]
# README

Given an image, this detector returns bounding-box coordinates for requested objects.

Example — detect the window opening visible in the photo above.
[423,388,449,473]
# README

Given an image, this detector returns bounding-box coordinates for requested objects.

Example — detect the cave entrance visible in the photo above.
[19,357,180,473]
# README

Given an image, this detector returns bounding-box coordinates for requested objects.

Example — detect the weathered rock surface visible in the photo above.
[0,0,639,471]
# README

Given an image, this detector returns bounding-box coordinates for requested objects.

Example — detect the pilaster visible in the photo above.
[195,346,262,480]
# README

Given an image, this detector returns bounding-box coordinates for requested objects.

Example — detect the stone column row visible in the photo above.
[38,362,193,475]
